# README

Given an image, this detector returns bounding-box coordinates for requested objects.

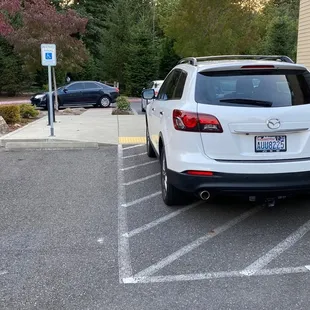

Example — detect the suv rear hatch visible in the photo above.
[195,63,310,161]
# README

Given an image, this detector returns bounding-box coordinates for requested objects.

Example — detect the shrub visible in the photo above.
[20,104,39,118]
[0,105,21,124]
[116,96,131,111]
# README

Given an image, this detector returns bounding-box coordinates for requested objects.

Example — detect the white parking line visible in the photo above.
[123,173,160,186]
[123,201,205,238]
[122,160,157,171]
[0,271,8,276]
[135,205,263,277]
[123,144,144,150]
[123,265,310,284]
[117,145,133,282]
[123,153,147,159]
[122,191,161,208]
[241,219,310,276]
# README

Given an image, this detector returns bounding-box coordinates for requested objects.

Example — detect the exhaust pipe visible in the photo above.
[199,190,211,201]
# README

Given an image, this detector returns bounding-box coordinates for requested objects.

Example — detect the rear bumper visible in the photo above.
[110,92,119,103]
[167,169,310,196]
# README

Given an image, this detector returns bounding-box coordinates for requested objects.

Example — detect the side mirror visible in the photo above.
[63,88,68,93]
[142,89,155,100]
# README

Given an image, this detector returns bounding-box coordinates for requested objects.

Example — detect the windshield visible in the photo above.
[195,69,310,107]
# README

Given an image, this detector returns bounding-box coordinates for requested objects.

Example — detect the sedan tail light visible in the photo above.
[115,88,119,92]
[173,110,223,133]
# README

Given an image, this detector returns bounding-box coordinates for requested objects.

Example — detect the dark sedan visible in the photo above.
[31,81,119,109]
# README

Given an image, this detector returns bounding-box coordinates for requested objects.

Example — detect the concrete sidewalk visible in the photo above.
[0,108,146,150]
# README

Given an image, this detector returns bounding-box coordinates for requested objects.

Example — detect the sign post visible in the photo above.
[41,44,57,137]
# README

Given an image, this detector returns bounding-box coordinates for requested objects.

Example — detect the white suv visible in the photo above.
[142,55,310,206]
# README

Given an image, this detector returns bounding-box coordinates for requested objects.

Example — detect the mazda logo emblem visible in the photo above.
[267,119,281,129]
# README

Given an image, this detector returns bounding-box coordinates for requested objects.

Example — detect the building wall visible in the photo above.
[297,0,310,68]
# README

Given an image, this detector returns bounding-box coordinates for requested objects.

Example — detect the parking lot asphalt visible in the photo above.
[1,146,310,309]
[130,100,144,115]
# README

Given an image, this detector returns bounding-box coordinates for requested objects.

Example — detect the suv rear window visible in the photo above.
[195,69,310,107]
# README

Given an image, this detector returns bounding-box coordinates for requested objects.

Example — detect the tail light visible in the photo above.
[155,91,158,96]
[173,110,223,133]
[115,88,119,92]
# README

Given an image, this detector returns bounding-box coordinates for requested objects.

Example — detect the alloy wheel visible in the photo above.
[100,97,110,108]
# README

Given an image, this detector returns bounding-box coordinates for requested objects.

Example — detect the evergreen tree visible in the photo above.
[158,37,180,79]
[0,37,27,95]
[262,16,297,59]
[101,0,143,89]
[72,0,113,80]
[125,16,159,96]
[257,0,299,60]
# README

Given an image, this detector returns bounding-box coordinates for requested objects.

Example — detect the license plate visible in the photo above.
[255,136,287,153]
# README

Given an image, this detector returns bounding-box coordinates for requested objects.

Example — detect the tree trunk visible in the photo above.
[52,67,58,111]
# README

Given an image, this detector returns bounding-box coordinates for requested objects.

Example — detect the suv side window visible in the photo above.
[157,70,181,100]
[173,71,187,99]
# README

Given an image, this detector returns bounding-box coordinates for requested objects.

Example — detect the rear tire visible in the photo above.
[160,146,185,206]
[146,126,156,158]
[98,95,111,108]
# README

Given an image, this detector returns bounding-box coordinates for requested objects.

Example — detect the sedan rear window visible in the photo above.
[195,69,310,107]
[67,83,84,91]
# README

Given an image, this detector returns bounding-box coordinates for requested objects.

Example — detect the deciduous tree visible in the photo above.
[161,0,261,57]
[0,0,88,74]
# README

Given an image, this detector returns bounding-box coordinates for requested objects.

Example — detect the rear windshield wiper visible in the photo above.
[219,98,273,107]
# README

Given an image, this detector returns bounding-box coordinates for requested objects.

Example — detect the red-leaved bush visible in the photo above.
[0,0,88,72]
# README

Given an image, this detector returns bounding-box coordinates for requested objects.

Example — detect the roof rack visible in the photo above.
[178,55,294,66]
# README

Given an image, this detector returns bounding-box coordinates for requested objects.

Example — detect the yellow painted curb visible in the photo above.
[119,137,146,144]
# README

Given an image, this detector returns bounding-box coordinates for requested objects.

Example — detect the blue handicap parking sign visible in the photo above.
[45,52,53,60]
[41,44,56,66]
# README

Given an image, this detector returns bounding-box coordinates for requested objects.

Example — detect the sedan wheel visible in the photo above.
[99,96,111,108]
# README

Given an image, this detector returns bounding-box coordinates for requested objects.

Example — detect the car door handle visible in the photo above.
[152,108,155,111]
[160,111,164,116]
